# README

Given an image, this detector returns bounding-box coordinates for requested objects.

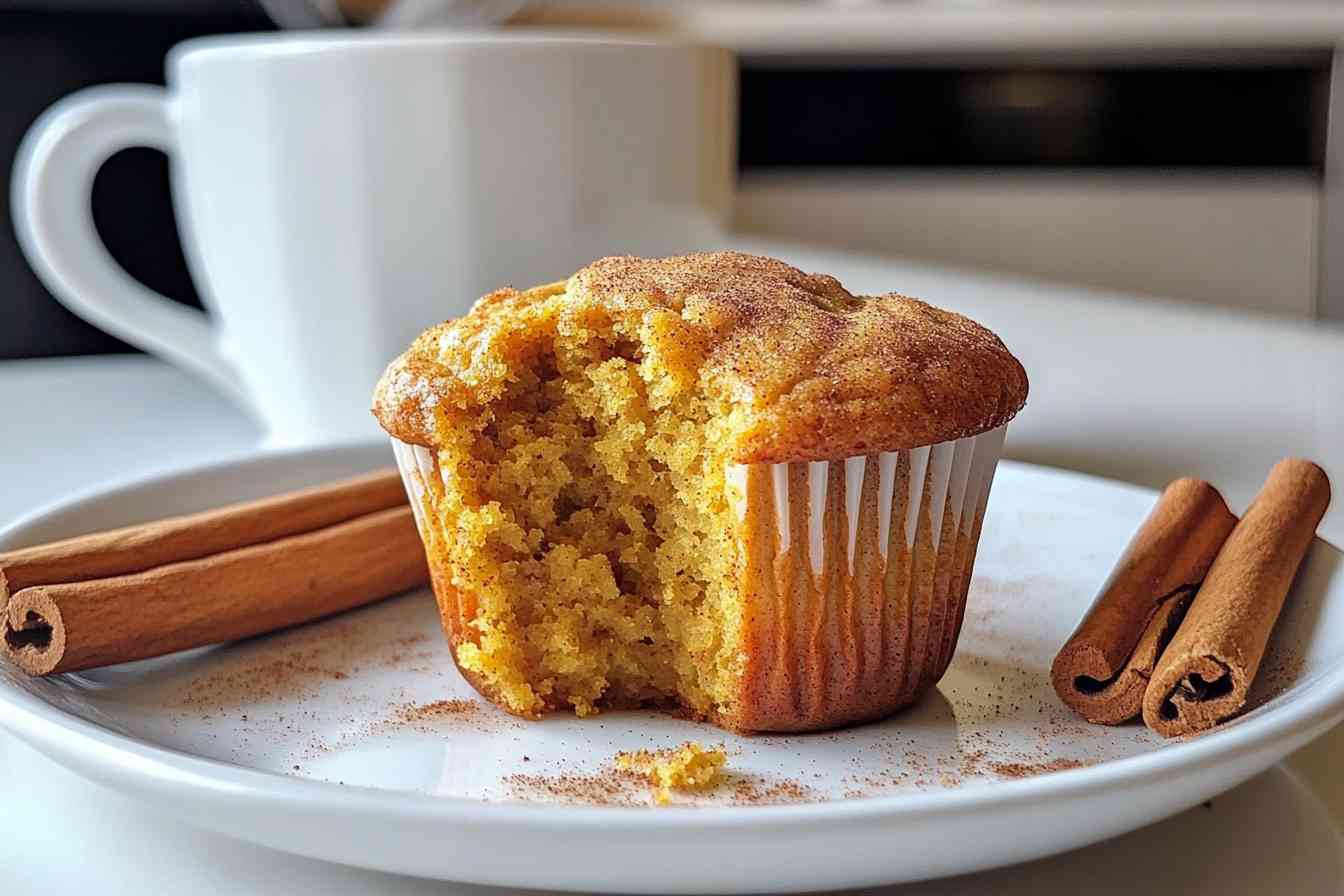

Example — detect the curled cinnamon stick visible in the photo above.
[1142,459,1331,737]
[1052,479,1237,724]
[2,469,429,676]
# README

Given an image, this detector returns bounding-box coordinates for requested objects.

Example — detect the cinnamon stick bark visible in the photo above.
[2,469,429,676]
[1051,479,1237,724]
[0,467,408,607]
[1142,459,1331,737]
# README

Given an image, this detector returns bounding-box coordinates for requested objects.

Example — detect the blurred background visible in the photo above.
[3,0,1342,361]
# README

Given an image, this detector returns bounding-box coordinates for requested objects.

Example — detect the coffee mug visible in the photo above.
[13,31,734,445]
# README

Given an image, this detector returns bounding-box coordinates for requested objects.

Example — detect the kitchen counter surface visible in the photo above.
[3,240,1342,892]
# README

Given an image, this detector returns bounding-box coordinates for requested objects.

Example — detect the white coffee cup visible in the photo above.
[12,31,735,445]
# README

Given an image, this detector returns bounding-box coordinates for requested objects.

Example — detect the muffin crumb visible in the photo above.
[615,742,727,804]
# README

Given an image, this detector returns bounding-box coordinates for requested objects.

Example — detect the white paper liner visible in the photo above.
[391,439,435,532]
[724,424,1006,577]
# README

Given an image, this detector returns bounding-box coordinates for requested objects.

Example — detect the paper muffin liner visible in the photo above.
[390,424,1007,733]
[721,424,1006,731]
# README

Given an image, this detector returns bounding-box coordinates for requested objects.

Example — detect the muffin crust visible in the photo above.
[373,252,1027,464]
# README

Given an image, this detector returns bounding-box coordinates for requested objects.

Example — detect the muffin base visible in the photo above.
[393,425,1006,733]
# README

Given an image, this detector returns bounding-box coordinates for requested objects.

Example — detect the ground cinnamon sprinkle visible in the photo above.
[159,597,486,768]
[728,775,819,806]
[504,770,648,806]
[393,698,480,722]
[989,758,1092,779]
[170,613,439,715]
[174,646,351,710]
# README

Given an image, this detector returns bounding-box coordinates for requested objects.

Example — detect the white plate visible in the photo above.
[8,736,1344,896]
[2,444,1342,893]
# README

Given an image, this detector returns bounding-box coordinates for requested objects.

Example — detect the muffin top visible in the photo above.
[374,251,1028,464]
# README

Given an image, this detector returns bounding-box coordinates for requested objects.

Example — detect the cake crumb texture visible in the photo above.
[615,741,728,804]
[391,272,750,722]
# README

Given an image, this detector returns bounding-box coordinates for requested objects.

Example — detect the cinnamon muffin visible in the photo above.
[374,252,1027,733]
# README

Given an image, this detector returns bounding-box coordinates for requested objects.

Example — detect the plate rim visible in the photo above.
[3,444,1343,831]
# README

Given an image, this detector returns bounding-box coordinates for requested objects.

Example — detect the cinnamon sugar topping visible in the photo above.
[374,251,1027,464]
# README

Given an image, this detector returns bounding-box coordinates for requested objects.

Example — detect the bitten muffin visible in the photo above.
[374,252,1028,733]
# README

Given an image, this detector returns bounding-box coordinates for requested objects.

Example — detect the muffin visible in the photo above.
[374,252,1027,733]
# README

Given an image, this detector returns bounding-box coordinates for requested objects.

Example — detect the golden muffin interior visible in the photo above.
[376,252,1029,726]
[422,296,747,718]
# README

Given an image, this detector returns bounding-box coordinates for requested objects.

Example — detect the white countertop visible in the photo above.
[3,240,1343,892]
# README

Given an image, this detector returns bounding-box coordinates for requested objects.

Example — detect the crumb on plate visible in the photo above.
[615,741,727,804]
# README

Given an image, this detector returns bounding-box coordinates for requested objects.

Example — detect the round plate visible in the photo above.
[2,444,1342,893]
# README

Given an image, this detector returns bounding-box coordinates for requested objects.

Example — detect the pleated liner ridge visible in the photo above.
[725,425,1005,731]
[392,424,1006,733]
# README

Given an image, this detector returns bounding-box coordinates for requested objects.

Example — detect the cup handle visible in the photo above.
[11,84,250,410]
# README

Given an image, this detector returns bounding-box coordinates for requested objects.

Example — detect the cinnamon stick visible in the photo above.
[2,470,429,676]
[0,467,408,608]
[1142,459,1331,737]
[1051,479,1237,724]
